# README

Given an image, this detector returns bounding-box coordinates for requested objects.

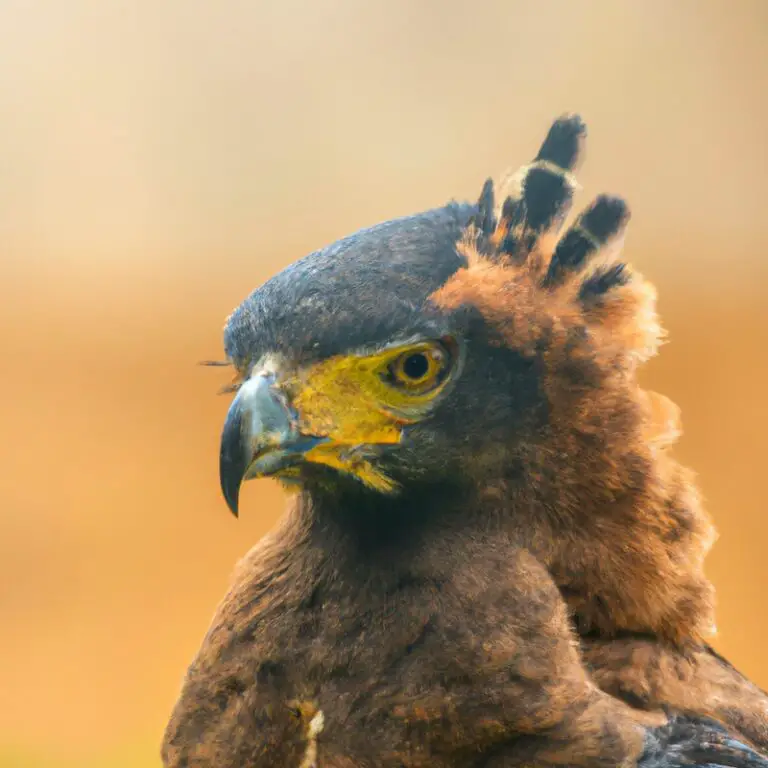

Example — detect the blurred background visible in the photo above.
[1,1,766,766]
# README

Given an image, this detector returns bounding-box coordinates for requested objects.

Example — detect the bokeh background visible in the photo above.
[1,1,766,766]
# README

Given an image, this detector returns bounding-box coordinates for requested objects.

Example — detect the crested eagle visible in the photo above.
[162,115,768,767]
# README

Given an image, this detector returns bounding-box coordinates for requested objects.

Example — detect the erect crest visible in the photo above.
[432,114,674,445]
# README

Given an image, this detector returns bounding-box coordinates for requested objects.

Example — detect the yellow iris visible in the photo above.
[384,342,452,394]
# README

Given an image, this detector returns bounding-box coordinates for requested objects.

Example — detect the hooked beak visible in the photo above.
[219,373,325,516]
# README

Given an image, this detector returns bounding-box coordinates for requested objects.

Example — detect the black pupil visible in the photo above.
[402,352,430,380]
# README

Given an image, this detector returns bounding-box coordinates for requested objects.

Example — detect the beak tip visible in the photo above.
[229,504,240,519]
[219,394,248,518]
[220,475,242,518]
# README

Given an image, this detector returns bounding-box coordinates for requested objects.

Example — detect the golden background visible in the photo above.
[1,1,766,766]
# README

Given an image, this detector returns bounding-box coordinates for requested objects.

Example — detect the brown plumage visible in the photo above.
[164,505,653,767]
[429,117,768,752]
[582,639,768,753]
[162,115,768,766]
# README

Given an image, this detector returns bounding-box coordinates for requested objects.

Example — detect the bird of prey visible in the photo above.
[162,115,768,767]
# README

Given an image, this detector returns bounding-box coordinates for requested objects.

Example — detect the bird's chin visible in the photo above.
[243,448,306,481]
[245,443,400,496]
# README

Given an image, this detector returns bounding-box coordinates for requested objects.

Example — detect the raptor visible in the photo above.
[163,115,768,767]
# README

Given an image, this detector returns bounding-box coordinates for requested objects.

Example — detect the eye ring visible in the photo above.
[383,340,453,394]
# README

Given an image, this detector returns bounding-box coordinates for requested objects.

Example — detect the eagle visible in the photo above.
[162,115,768,767]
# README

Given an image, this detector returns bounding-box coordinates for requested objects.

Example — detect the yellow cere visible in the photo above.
[283,340,454,491]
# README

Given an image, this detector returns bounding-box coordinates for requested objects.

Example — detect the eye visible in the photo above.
[383,341,453,394]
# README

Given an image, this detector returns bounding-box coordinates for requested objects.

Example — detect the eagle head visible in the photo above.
[218,115,671,538]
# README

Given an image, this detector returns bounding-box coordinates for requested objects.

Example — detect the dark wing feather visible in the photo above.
[640,716,768,768]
